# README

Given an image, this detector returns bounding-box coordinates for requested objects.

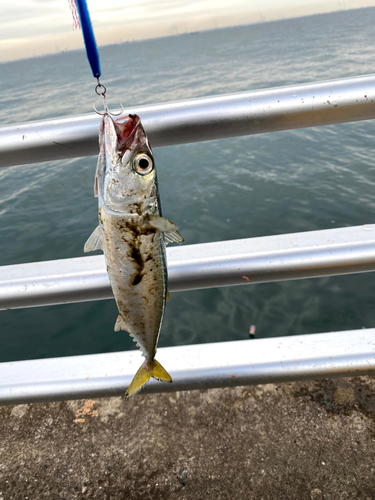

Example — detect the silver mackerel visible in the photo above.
[84,113,183,397]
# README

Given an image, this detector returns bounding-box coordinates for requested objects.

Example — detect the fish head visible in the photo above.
[98,113,157,214]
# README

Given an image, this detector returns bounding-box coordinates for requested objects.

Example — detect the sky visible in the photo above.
[1,0,375,62]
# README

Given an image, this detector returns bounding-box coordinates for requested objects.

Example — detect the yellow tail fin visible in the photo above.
[126,359,172,399]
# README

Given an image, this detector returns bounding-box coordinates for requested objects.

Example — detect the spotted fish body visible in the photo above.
[84,113,183,397]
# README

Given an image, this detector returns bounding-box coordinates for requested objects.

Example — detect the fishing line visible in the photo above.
[69,0,122,115]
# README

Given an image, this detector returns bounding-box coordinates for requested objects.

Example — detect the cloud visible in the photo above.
[0,2,71,39]
[2,0,375,62]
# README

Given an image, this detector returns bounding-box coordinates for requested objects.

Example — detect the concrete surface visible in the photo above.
[0,376,374,499]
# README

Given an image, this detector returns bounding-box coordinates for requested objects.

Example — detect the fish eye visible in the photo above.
[132,153,154,176]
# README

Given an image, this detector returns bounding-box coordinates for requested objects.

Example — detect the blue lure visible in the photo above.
[74,0,101,79]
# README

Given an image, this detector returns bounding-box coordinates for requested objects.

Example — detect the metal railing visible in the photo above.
[1,225,375,310]
[0,330,374,405]
[1,74,375,168]
[0,75,375,404]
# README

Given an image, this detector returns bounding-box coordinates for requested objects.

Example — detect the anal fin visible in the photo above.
[84,225,103,253]
[114,314,130,332]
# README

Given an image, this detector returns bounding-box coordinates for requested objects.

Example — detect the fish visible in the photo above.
[84,112,183,398]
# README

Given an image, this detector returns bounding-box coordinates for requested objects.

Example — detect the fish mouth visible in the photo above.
[115,114,144,154]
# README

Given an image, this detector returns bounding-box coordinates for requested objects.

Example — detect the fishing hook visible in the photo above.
[93,79,124,116]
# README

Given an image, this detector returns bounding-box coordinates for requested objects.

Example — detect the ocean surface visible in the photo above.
[1,7,375,362]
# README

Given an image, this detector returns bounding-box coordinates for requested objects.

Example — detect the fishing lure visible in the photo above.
[69,0,114,110]
[69,0,100,79]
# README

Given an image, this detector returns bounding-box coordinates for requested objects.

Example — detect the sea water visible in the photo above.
[1,7,375,362]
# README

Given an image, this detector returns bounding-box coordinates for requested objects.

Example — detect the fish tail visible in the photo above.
[125,359,172,399]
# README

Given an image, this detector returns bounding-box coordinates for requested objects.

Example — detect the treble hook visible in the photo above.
[93,79,124,116]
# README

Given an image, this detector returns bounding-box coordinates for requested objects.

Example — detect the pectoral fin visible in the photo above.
[164,230,184,244]
[84,226,103,253]
[143,215,184,244]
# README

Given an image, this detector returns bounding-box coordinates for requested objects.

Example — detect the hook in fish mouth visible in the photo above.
[93,79,124,116]
[93,102,124,116]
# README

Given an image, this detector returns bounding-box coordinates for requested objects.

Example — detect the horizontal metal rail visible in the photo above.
[0,329,374,405]
[1,224,375,310]
[2,74,375,168]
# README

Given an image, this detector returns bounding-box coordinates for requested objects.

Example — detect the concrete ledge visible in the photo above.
[0,376,374,499]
